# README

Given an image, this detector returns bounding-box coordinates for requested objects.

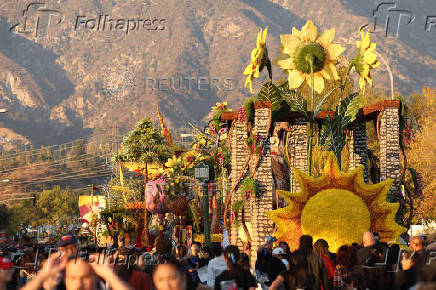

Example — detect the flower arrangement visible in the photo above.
[245,134,263,155]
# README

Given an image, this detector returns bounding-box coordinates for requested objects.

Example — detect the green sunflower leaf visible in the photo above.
[279,85,308,117]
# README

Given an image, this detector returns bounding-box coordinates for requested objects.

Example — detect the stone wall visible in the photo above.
[288,117,308,192]
[229,119,248,248]
[348,120,369,183]
[380,107,401,200]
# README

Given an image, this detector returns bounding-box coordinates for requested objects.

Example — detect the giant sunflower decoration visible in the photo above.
[352,29,380,93]
[273,20,345,94]
[243,26,270,92]
[267,153,406,252]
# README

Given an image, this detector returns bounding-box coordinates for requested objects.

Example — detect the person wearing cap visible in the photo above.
[57,234,79,259]
[273,247,290,270]
[265,247,286,285]
[0,257,14,290]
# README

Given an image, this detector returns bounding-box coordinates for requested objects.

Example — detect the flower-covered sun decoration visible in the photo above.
[243,26,269,92]
[352,29,379,93]
[273,20,345,94]
[267,153,406,252]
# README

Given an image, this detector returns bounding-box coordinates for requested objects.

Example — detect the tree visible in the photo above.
[115,118,173,246]
[9,186,79,233]
[0,204,11,232]
[407,89,436,222]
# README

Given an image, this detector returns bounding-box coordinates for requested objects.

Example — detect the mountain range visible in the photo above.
[0,0,435,148]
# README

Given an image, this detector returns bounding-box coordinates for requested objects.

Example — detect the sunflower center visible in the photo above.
[301,188,371,252]
[293,42,326,74]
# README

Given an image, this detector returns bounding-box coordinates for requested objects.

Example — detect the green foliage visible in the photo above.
[0,205,11,232]
[231,199,245,213]
[115,118,173,165]
[320,93,360,166]
[279,83,308,117]
[241,177,256,196]
[257,81,281,111]
[8,186,79,233]
[244,96,255,125]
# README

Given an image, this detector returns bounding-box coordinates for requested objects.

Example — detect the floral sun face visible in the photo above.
[243,26,268,93]
[267,153,406,252]
[273,20,345,94]
[353,30,380,93]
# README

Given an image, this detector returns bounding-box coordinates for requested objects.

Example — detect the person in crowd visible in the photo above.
[113,247,153,290]
[255,235,275,283]
[185,242,207,285]
[152,257,210,290]
[314,239,335,281]
[176,245,187,261]
[57,234,79,260]
[270,250,314,290]
[332,245,357,290]
[271,247,288,274]
[214,245,257,290]
[201,246,213,262]
[21,255,131,290]
[206,243,227,287]
[356,231,375,265]
[299,235,330,290]
[0,257,14,290]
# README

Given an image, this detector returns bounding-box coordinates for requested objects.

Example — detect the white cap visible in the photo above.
[272,247,284,255]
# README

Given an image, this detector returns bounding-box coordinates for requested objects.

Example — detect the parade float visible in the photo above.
[94,20,423,260]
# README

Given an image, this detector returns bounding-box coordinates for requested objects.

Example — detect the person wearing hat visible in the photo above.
[272,247,290,270]
[0,257,14,290]
[57,234,79,259]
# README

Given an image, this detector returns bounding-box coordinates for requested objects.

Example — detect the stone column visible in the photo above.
[250,101,274,262]
[288,117,308,193]
[348,120,369,183]
[379,107,401,201]
[230,120,248,248]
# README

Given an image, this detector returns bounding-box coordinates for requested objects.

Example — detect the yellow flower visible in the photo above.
[243,26,268,93]
[211,102,229,112]
[353,29,380,93]
[165,155,181,168]
[273,20,345,94]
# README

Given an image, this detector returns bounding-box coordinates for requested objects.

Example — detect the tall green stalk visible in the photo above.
[307,57,315,176]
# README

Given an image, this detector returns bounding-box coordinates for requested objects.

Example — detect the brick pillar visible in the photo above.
[230,120,248,248]
[288,117,308,193]
[250,101,274,263]
[379,107,401,201]
[348,120,369,183]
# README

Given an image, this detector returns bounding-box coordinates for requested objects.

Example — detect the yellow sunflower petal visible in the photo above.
[280,34,300,54]
[292,27,302,39]
[273,54,294,70]
[312,72,325,94]
[256,29,262,48]
[318,28,336,46]
[321,62,339,81]
[243,64,252,75]
[368,42,377,52]
[359,76,366,91]
[287,69,305,89]
[262,26,268,44]
[361,31,371,50]
[327,43,345,60]
[301,20,318,42]
[364,51,377,65]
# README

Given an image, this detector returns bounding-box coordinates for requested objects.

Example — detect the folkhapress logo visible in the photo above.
[372,1,436,37]
[10,2,64,38]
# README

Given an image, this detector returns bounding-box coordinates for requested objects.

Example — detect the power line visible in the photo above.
[0,152,113,174]
[20,170,113,186]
